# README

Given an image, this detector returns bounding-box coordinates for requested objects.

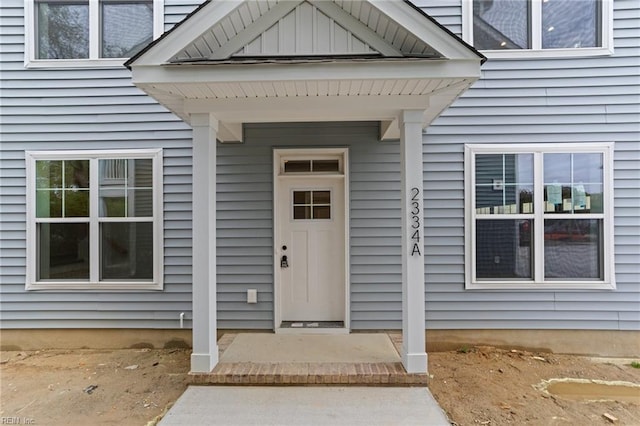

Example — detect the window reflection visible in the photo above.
[37,223,90,280]
[542,0,599,48]
[99,159,153,218]
[37,1,89,59]
[476,219,532,279]
[473,0,530,49]
[544,219,602,279]
[101,1,153,58]
[544,153,603,213]
[100,222,153,280]
[35,160,89,218]
[475,154,534,214]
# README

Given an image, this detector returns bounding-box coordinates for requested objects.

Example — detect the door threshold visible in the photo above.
[276,321,348,335]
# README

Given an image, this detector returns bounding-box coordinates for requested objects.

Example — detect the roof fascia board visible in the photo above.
[133,0,246,66]
[369,0,482,61]
[307,0,403,57]
[209,0,305,60]
[131,59,481,85]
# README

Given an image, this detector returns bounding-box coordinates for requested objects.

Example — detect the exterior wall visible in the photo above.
[422,0,640,331]
[219,122,402,329]
[0,0,200,329]
[1,0,638,333]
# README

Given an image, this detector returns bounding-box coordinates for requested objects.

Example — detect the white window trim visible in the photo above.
[24,0,164,69]
[464,143,615,290]
[25,149,164,290]
[462,0,614,59]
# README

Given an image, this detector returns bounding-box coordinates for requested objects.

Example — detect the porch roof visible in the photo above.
[126,0,485,141]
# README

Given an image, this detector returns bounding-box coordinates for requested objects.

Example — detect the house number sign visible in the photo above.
[410,187,422,257]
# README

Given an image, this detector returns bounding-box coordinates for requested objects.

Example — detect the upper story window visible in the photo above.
[25,149,164,290]
[463,0,613,58]
[25,0,164,68]
[465,143,615,290]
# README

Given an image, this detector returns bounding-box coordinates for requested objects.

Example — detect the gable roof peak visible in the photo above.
[127,0,484,68]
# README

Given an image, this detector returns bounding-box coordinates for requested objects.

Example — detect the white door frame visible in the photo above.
[273,148,350,333]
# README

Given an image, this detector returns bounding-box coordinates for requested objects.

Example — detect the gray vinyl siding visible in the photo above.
[0,0,198,329]
[218,122,400,329]
[1,0,638,333]
[421,0,640,331]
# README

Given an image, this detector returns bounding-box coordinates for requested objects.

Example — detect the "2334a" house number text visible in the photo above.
[410,187,421,257]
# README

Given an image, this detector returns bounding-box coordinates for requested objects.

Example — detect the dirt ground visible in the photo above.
[427,347,640,426]
[1,346,639,426]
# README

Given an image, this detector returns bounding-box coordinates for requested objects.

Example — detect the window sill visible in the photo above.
[26,282,163,291]
[25,58,129,69]
[480,46,614,60]
[466,281,616,291]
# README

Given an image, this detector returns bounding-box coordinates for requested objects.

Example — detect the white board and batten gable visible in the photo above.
[127,0,485,141]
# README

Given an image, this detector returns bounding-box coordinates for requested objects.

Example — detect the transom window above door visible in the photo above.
[281,157,343,175]
[25,0,164,68]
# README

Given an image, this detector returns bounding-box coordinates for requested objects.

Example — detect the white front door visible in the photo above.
[277,176,345,322]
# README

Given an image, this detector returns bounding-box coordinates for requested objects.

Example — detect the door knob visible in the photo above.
[280,255,289,268]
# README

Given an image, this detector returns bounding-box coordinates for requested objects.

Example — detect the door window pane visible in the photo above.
[473,0,530,50]
[294,206,311,220]
[313,206,331,219]
[542,0,599,49]
[312,191,331,204]
[293,191,311,204]
[293,190,331,220]
[476,219,532,279]
[37,223,89,280]
[101,222,153,280]
[37,1,89,59]
[101,1,153,58]
[544,219,602,279]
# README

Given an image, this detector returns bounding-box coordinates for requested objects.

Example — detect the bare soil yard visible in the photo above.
[1,346,638,426]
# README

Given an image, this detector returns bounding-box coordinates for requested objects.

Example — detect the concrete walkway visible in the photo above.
[159,386,451,425]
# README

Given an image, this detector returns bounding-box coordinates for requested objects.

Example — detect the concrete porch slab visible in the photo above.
[219,333,400,363]
[191,333,428,386]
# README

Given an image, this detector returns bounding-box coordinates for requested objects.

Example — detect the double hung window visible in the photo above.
[463,0,613,58]
[25,0,163,67]
[465,143,614,289]
[26,150,163,290]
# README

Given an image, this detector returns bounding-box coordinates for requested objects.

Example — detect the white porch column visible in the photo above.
[399,109,428,374]
[190,113,219,373]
